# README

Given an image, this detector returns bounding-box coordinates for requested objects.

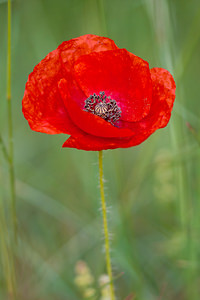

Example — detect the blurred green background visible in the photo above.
[1,0,200,299]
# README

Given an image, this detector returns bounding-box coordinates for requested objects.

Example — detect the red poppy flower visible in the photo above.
[22,34,176,151]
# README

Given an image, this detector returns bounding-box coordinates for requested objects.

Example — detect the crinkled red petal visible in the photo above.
[22,34,118,135]
[118,67,176,134]
[58,34,119,71]
[149,67,176,128]
[58,78,134,138]
[137,67,176,131]
[58,35,119,109]
[62,132,152,151]
[22,49,79,135]
[62,135,130,150]
[62,68,176,151]
[73,49,152,122]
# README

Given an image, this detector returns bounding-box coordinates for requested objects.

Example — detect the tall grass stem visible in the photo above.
[0,134,9,161]
[7,0,17,242]
[97,0,108,36]
[0,198,17,300]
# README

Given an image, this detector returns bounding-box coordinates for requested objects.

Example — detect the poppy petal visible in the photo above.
[149,67,176,128]
[58,78,134,138]
[118,68,176,133]
[73,49,152,122]
[62,135,131,151]
[22,48,80,135]
[62,131,152,151]
[22,34,118,135]
[135,67,176,132]
[59,34,119,72]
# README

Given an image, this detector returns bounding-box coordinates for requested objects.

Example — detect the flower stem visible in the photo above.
[98,150,116,300]
[7,0,17,242]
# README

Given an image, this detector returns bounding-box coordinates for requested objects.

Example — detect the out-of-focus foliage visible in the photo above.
[0,0,200,299]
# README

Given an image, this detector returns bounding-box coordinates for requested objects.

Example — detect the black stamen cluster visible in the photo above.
[84,91,121,125]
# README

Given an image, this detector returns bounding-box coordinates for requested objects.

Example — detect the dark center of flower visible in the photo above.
[84,91,121,125]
